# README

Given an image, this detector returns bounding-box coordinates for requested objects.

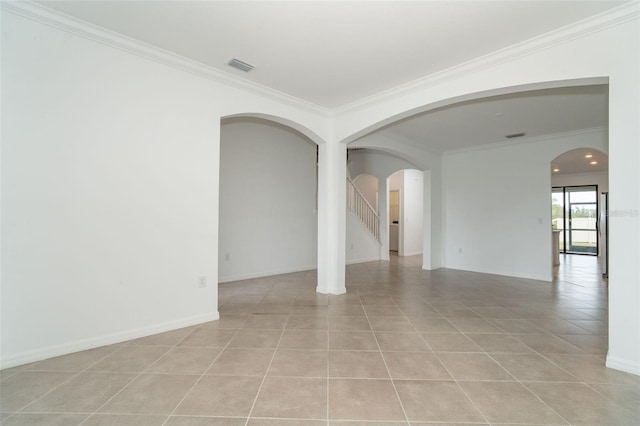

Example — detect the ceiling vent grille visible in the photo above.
[228,58,254,72]
[505,132,526,139]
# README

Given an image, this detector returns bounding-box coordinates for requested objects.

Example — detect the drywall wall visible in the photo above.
[353,174,378,212]
[1,12,221,367]
[443,129,608,281]
[1,9,329,367]
[346,214,381,264]
[219,118,317,282]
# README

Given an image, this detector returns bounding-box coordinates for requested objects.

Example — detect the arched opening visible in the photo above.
[218,116,319,297]
[551,148,609,278]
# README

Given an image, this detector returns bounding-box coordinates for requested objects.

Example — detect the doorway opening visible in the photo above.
[387,169,423,257]
[552,185,598,255]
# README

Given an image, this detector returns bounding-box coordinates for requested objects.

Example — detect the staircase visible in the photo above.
[347,178,380,242]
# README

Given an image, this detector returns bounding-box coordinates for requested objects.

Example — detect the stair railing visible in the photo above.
[346,178,381,242]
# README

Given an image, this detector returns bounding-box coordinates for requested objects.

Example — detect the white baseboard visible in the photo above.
[317,285,346,295]
[443,265,551,282]
[346,257,381,265]
[0,311,219,370]
[401,251,423,257]
[219,265,317,283]
[606,355,640,376]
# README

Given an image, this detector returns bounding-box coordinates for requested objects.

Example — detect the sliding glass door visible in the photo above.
[552,185,598,255]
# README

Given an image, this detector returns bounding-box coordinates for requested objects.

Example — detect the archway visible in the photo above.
[218,116,320,291]
[551,148,609,276]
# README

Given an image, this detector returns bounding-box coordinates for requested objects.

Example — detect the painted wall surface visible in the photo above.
[346,214,381,264]
[442,129,608,281]
[219,118,317,282]
[0,10,329,367]
[3,2,639,375]
[402,170,424,256]
[1,12,224,366]
[353,174,378,212]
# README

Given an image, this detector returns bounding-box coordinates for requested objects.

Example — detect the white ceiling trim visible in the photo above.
[441,126,607,157]
[4,1,636,118]
[1,0,331,116]
[335,2,639,115]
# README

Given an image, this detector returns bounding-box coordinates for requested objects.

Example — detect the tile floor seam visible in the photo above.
[89,321,239,426]
[413,307,493,425]
[243,313,296,425]
[9,341,129,421]
[360,296,411,425]
[4,255,635,426]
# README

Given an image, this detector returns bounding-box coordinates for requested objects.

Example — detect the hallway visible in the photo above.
[1,257,639,425]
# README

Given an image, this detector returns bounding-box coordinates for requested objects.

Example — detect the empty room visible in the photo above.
[2,1,639,425]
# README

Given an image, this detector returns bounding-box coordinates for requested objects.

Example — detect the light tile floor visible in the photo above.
[2,254,640,425]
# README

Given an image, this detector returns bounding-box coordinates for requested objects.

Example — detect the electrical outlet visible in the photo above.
[198,276,207,288]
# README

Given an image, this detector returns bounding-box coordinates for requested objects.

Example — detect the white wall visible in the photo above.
[346,214,381,264]
[1,8,329,368]
[402,169,424,256]
[443,129,608,281]
[353,174,378,212]
[219,118,317,282]
[1,12,223,367]
[3,1,639,376]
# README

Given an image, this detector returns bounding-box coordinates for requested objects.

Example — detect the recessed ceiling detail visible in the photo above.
[552,148,608,175]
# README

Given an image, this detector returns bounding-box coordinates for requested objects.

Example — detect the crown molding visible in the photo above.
[3,1,637,118]
[0,0,331,117]
[442,126,607,157]
[335,2,640,115]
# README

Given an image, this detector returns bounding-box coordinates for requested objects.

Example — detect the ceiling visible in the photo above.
[381,85,609,153]
[552,148,608,175]
[36,1,618,155]
[39,1,625,108]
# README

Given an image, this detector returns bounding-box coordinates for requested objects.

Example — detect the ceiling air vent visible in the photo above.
[228,58,254,72]
[505,132,526,139]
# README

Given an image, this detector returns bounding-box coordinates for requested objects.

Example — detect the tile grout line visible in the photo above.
[243,290,295,426]
[413,303,492,425]
[440,307,574,426]
[158,319,250,426]
[10,342,134,423]
[359,296,411,426]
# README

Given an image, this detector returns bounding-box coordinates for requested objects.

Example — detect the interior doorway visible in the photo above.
[552,185,598,255]
[388,190,400,252]
[387,169,423,257]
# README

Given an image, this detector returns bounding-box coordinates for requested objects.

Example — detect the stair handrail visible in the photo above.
[346,177,381,242]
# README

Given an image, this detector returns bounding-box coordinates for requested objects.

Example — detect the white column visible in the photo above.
[606,68,640,375]
[422,164,443,270]
[317,141,347,295]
